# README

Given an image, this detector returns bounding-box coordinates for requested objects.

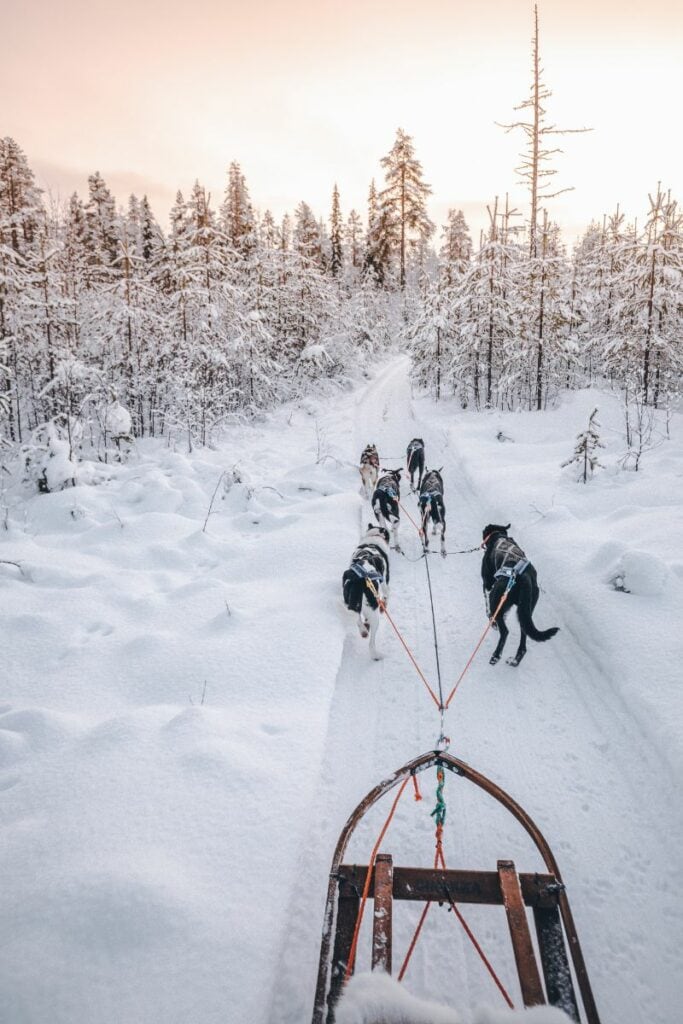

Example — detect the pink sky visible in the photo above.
[3,0,681,243]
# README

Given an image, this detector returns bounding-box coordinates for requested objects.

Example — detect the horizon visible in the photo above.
[4,0,682,246]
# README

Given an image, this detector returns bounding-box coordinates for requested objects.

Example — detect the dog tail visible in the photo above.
[517,580,559,643]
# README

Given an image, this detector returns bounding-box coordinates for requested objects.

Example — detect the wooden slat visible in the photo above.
[338,865,558,908]
[327,890,359,1020]
[534,906,580,1022]
[372,854,393,973]
[498,860,545,1007]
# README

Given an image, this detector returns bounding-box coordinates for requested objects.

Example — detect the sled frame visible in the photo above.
[312,750,600,1024]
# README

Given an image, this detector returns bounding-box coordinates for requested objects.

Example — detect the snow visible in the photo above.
[1,358,682,1023]
[104,400,132,438]
[336,973,572,1024]
[336,972,462,1023]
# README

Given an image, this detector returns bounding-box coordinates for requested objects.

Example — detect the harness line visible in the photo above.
[364,578,441,710]
[399,497,445,724]
[444,581,513,709]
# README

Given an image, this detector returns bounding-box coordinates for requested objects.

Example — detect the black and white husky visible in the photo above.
[342,525,391,659]
[359,443,380,498]
[371,469,402,551]
[481,524,559,667]
[418,469,447,556]
[406,438,425,492]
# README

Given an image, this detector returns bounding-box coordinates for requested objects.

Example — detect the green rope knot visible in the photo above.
[430,764,446,827]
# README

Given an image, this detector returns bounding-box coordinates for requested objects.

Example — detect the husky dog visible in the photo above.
[371,469,402,551]
[359,443,380,498]
[418,469,447,557]
[342,524,391,659]
[481,524,559,667]
[406,438,425,492]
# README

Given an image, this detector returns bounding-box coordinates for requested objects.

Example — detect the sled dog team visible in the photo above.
[344,439,559,663]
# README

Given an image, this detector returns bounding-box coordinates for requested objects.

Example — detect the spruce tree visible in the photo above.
[329,184,343,277]
[379,128,434,288]
[562,407,604,482]
[221,161,255,259]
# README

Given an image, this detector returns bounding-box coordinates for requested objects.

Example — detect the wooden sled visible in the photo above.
[312,750,600,1024]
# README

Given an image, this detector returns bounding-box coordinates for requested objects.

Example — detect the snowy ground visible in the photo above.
[1,358,682,1024]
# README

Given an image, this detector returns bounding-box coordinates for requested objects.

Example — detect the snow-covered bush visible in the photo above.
[23,418,81,493]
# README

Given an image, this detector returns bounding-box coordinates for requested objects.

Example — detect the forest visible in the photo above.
[1,45,681,486]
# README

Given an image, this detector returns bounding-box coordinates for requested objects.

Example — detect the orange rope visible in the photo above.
[397,498,424,539]
[397,900,432,980]
[412,774,422,801]
[444,589,510,708]
[364,579,441,709]
[397,821,443,980]
[398,823,515,1009]
[442,878,515,1008]
[343,776,410,983]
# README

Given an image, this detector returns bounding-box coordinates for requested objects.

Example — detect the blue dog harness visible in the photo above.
[350,561,383,583]
[494,558,529,586]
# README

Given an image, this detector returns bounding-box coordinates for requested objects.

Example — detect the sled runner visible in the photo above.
[312,750,600,1024]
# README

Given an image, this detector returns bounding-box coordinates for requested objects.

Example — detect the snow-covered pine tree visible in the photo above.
[562,406,604,482]
[0,137,45,441]
[293,202,324,270]
[345,209,363,277]
[329,184,343,278]
[439,209,472,287]
[452,196,521,409]
[364,179,396,288]
[221,161,256,260]
[407,279,449,399]
[259,210,280,251]
[84,172,119,279]
[379,128,434,289]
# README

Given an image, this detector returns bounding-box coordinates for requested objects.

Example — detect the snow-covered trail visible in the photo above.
[267,356,683,1024]
[1,357,681,1024]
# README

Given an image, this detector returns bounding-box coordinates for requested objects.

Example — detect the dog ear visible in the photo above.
[505,523,511,530]
[396,468,403,477]
[367,522,375,531]
[437,466,443,474]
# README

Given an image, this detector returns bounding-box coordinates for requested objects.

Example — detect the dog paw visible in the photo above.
[358,620,370,639]
[489,654,501,665]
[506,655,523,667]
[371,650,385,661]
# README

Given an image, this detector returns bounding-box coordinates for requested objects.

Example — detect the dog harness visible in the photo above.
[407,441,423,454]
[349,561,383,583]
[491,536,529,586]
[378,485,398,500]
[494,558,529,581]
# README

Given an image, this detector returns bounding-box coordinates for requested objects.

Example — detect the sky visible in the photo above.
[2,0,682,245]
